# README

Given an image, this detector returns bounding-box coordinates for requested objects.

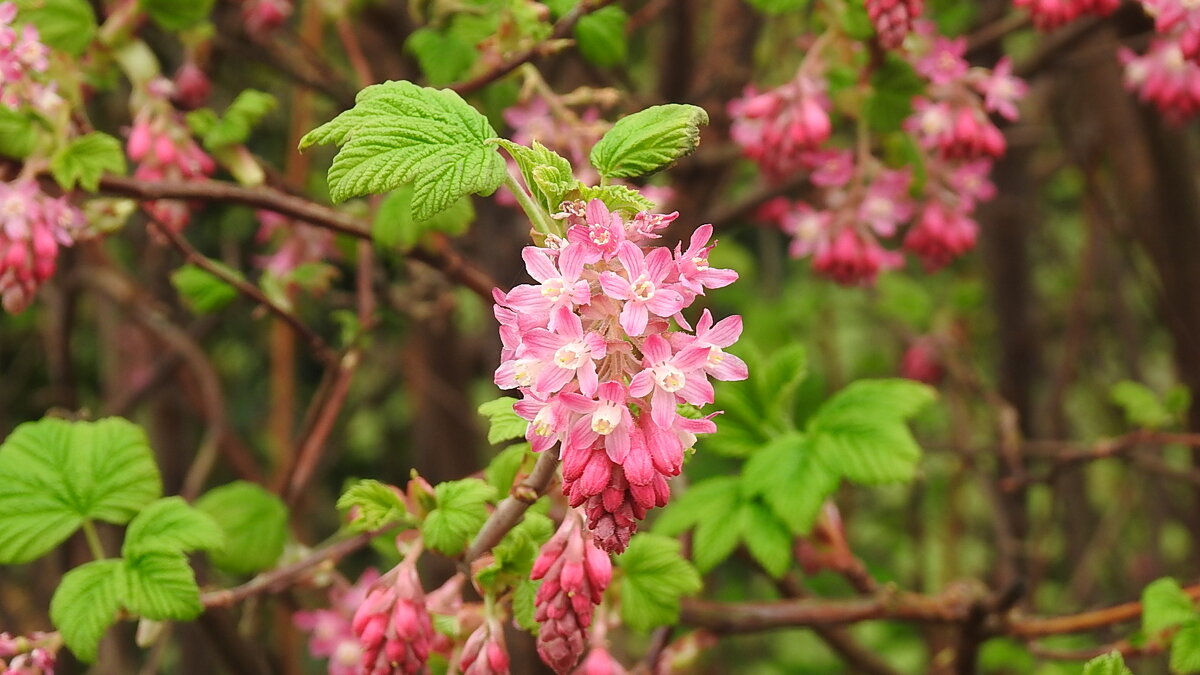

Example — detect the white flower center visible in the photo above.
[591,403,622,435]
[589,224,611,246]
[513,359,538,387]
[691,255,709,270]
[554,340,589,369]
[532,408,555,436]
[632,275,655,302]
[707,347,725,366]
[654,364,686,393]
[541,278,566,300]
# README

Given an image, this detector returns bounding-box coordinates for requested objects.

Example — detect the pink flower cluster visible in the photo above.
[1120,1,1200,122]
[0,2,59,114]
[1013,0,1118,30]
[350,558,434,675]
[294,569,379,675]
[736,22,1025,284]
[0,632,57,675]
[127,79,216,233]
[494,199,746,552]
[531,512,613,674]
[0,180,86,313]
[729,72,832,181]
[240,0,292,38]
[458,619,510,675]
[866,0,924,49]
[255,210,336,277]
[574,647,627,675]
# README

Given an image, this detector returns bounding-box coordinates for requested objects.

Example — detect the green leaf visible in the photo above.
[123,551,203,621]
[301,81,506,219]
[1172,622,1200,674]
[0,417,161,564]
[493,140,576,213]
[1112,381,1173,430]
[50,132,126,192]
[839,0,874,40]
[652,476,740,537]
[485,443,533,496]
[618,534,702,632]
[692,488,743,573]
[865,55,924,133]
[171,263,241,314]
[336,479,409,532]
[140,0,212,30]
[807,379,935,485]
[195,90,276,150]
[513,578,540,633]
[745,0,810,13]
[123,497,223,558]
[1083,652,1133,675]
[743,432,839,535]
[421,478,496,556]
[372,185,476,249]
[576,184,656,214]
[50,559,125,662]
[475,510,553,593]
[478,396,527,445]
[589,104,709,180]
[15,0,96,56]
[575,6,628,67]
[406,28,477,86]
[740,500,793,578]
[0,107,37,159]
[195,481,288,575]
[1143,578,1199,638]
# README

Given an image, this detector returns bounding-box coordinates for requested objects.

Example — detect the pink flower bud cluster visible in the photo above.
[728,73,832,180]
[900,336,944,384]
[574,647,627,675]
[351,559,435,675]
[293,569,379,675]
[1119,1,1200,122]
[240,0,292,38]
[740,22,1025,284]
[494,199,746,552]
[171,61,211,111]
[0,180,86,313]
[127,80,216,234]
[0,632,57,675]
[1013,0,1118,30]
[458,619,510,675]
[0,2,60,115]
[866,0,924,49]
[255,210,336,277]
[530,512,613,674]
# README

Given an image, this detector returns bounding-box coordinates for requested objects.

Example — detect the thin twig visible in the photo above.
[1007,582,1200,637]
[283,349,362,507]
[462,450,560,562]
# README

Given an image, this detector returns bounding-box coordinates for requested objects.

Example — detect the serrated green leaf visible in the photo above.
[865,55,924,133]
[485,442,533,496]
[301,81,505,219]
[618,534,701,632]
[0,107,37,159]
[576,184,656,214]
[478,396,527,445]
[589,104,709,180]
[652,476,740,537]
[1112,381,1173,430]
[1172,622,1200,674]
[1143,578,1199,638]
[740,500,793,578]
[171,263,241,314]
[195,481,288,575]
[0,417,161,564]
[808,379,935,485]
[50,559,125,662]
[691,487,743,573]
[199,90,276,150]
[373,184,476,249]
[15,0,96,56]
[494,139,575,213]
[575,6,627,67]
[743,432,838,535]
[124,551,203,621]
[421,478,496,556]
[1083,652,1133,675]
[513,578,540,633]
[139,0,212,30]
[123,497,224,558]
[50,132,126,192]
[337,479,409,532]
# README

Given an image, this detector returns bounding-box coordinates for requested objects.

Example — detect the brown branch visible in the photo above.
[86,174,500,300]
[1004,430,1200,490]
[148,218,339,367]
[282,349,362,507]
[450,0,618,95]
[1007,582,1200,638]
[201,531,375,608]
[462,450,560,563]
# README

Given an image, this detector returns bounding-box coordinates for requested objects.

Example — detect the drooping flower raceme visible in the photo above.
[350,556,434,675]
[866,0,924,49]
[0,180,87,314]
[494,199,745,553]
[293,569,380,675]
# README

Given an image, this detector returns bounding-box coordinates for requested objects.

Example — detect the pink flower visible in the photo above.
[514,392,575,454]
[0,180,85,314]
[567,199,626,262]
[812,228,901,286]
[901,338,944,384]
[673,224,738,296]
[599,242,685,337]
[971,57,1028,121]
[294,569,379,675]
[914,36,968,86]
[903,200,978,271]
[673,310,750,383]
[729,74,832,180]
[1014,0,1118,30]
[858,168,914,237]
[351,559,434,675]
[563,381,636,463]
[520,311,608,397]
[459,619,510,675]
[574,647,628,675]
[504,245,591,329]
[866,0,923,49]
[803,149,856,187]
[1120,40,1200,122]
[241,0,292,37]
[629,334,712,427]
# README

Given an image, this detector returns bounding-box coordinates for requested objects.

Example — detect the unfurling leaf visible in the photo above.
[589,104,710,179]
[420,478,496,556]
[337,479,409,532]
